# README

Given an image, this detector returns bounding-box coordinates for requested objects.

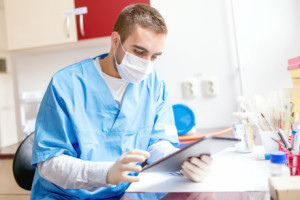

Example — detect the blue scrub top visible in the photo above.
[31,54,179,199]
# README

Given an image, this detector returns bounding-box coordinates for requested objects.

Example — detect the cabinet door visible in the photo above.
[4,0,77,50]
[0,73,14,109]
[0,1,8,51]
[0,159,31,196]
[0,74,18,147]
[74,0,150,40]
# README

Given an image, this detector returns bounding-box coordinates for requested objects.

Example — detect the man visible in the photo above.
[31,4,212,199]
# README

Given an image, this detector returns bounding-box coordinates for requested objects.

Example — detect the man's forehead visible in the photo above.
[124,27,165,53]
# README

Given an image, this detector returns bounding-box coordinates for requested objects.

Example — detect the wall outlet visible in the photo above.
[182,78,200,98]
[202,77,218,97]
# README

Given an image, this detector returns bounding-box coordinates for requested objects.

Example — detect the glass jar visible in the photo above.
[270,151,290,177]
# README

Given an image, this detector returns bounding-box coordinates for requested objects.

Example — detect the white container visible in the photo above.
[259,130,280,154]
[270,151,290,177]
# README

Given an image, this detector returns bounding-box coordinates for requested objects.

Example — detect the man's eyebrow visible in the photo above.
[133,45,149,53]
[132,45,162,55]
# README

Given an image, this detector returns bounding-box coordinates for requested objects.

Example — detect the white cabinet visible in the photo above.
[4,0,77,50]
[0,73,18,147]
[0,0,7,50]
[0,159,30,199]
[0,108,18,147]
[0,73,14,108]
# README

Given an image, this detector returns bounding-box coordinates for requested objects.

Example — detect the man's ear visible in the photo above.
[111,32,120,49]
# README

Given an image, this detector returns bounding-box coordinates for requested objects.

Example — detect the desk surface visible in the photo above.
[121,191,269,200]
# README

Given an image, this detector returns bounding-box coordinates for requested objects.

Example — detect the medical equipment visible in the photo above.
[20,91,42,138]
[232,97,254,153]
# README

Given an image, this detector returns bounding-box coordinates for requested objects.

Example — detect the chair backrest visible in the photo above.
[13,132,36,190]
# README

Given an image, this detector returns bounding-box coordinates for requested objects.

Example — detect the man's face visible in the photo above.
[115,26,166,64]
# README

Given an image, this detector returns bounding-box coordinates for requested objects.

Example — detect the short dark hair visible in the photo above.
[113,4,168,42]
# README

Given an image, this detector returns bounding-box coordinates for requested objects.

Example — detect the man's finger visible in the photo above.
[181,165,204,182]
[120,164,142,172]
[126,150,150,158]
[182,161,207,176]
[121,175,140,183]
[121,155,147,164]
[189,157,210,171]
[200,155,213,165]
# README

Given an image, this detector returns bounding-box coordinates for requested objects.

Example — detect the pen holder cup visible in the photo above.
[278,139,300,176]
[259,130,280,154]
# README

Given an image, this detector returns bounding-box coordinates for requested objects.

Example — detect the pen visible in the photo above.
[294,130,300,155]
[278,129,293,153]
[292,130,300,175]
[270,137,287,150]
[291,130,297,150]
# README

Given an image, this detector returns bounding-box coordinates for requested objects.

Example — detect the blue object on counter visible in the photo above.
[270,151,287,164]
[172,104,195,135]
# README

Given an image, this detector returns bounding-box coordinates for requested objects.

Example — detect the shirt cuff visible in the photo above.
[86,161,116,188]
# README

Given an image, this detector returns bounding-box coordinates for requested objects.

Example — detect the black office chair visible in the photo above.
[13,132,36,190]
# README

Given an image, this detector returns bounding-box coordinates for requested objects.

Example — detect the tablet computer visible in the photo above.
[142,136,240,173]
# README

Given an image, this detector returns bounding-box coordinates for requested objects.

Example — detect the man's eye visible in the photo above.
[151,56,157,61]
[134,50,144,55]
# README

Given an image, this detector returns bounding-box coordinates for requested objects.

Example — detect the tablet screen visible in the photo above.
[142,136,240,173]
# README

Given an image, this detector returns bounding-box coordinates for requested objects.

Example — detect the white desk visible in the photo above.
[127,146,270,196]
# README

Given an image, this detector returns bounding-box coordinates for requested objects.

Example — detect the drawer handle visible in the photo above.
[79,14,85,36]
[65,16,70,38]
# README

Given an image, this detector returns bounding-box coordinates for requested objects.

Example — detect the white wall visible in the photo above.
[151,0,240,129]
[11,0,300,132]
[232,0,299,97]
[14,44,110,93]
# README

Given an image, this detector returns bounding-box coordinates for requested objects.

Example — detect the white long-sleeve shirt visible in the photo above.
[38,140,179,190]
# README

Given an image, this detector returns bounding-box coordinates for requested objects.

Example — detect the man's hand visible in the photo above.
[181,155,213,182]
[106,150,150,185]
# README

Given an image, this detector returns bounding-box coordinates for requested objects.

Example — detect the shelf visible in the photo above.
[0,106,14,110]
[9,36,111,55]
[0,72,11,76]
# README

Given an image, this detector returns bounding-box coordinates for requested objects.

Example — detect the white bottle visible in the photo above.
[232,97,254,153]
[270,151,291,177]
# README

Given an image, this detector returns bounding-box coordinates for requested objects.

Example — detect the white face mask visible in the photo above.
[114,37,154,83]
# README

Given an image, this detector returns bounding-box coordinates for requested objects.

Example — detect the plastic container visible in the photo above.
[259,130,280,154]
[172,104,195,135]
[278,136,300,175]
[270,151,290,177]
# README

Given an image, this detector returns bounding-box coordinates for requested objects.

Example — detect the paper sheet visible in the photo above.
[127,147,270,192]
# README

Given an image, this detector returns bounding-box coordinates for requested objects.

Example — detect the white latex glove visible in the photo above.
[106,150,150,185]
[181,155,213,182]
